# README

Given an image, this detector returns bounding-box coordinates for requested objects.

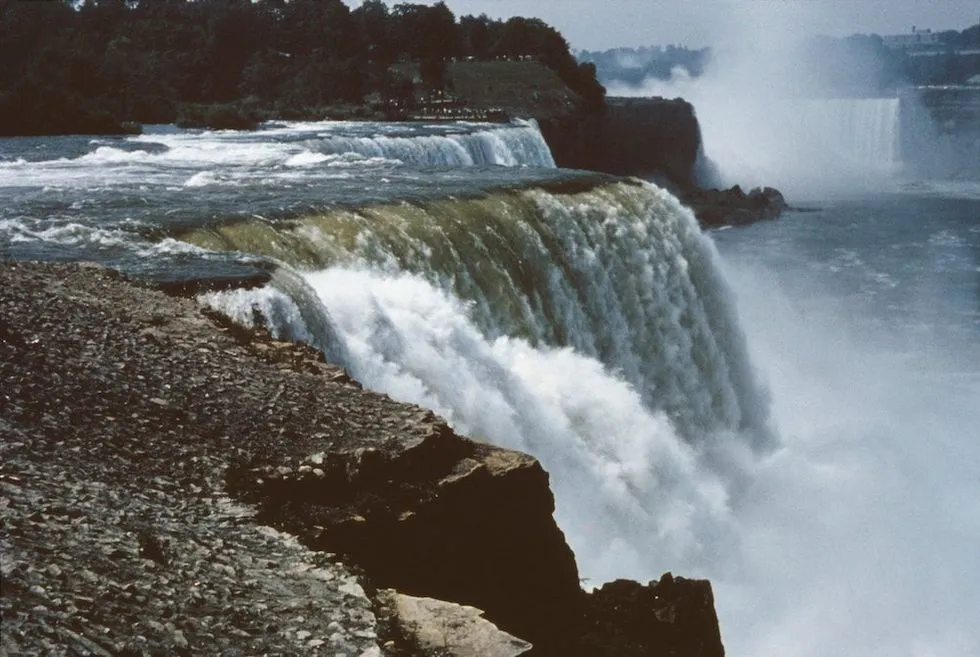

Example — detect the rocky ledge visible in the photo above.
[1,261,725,657]
[680,185,788,229]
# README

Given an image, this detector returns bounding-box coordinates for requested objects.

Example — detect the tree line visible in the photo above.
[581,24,980,95]
[0,0,605,135]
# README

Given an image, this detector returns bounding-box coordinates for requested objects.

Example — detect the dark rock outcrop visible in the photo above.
[579,574,725,657]
[566,95,787,228]
[445,60,605,171]
[681,185,787,228]
[595,96,704,188]
[227,429,585,655]
[1,261,727,656]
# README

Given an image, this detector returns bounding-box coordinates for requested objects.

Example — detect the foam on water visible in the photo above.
[0,121,554,193]
[191,180,772,448]
[284,151,331,167]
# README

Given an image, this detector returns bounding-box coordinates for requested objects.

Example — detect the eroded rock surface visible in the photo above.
[380,591,532,657]
[580,574,725,657]
[227,423,584,655]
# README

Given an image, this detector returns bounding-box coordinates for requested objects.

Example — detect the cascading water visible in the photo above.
[696,96,906,195]
[299,119,556,167]
[608,66,910,196]
[190,180,771,444]
[197,179,773,580]
[794,97,901,171]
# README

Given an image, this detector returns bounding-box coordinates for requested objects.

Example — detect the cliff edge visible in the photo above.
[1,261,724,657]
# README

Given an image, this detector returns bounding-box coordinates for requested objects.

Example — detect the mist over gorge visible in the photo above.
[576,5,980,657]
[586,7,980,197]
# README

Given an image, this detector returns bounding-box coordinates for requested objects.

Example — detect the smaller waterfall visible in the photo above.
[304,120,556,168]
[694,96,906,196]
[794,97,901,171]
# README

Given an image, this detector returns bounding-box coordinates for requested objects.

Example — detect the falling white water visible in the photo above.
[198,171,980,657]
[312,267,737,577]
[612,70,906,197]
[205,266,741,578]
[701,96,904,193]
[200,179,772,581]
[301,120,556,167]
[601,1,916,199]
[193,180,772,447]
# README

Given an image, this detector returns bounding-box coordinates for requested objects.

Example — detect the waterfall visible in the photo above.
[692,95,906,196]
[794,97,901,171]
[302,119,556,168]
[195,179,772,582]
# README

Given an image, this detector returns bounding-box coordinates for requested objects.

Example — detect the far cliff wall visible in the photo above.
[447,60,604,171]
[595,97,703,188]
[447,63,704,184]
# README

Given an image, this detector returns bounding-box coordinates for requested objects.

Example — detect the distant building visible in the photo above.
[882,28,941,51]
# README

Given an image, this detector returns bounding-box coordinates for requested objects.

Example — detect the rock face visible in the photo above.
[580,575,725,657]
[225,411,585,655]
[445,60,605,172]
[680,185,788,228]
[596,97,704,188]
[581,96,787,228]
[380,592,532,657]
[1,261,726,657]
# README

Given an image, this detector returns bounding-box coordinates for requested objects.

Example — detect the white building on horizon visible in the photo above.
[882,27,942,51]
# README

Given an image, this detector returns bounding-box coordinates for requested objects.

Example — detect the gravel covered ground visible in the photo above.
[0,261,451,656]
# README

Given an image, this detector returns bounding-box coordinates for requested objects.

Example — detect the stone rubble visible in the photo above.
[0,261,437,656]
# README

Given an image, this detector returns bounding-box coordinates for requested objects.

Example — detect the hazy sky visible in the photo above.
[344,0,980,50]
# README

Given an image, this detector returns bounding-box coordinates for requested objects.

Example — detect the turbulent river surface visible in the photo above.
[0,120,566,281]
[2,120,979,657]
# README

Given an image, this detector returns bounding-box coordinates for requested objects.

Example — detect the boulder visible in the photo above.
[381,592,532,657]
[579,574,725,657]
